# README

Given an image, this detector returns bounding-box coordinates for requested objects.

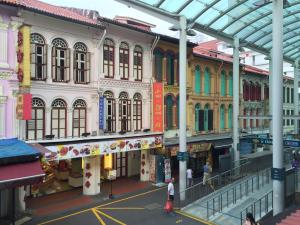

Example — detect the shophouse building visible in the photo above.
[1,0,163,197]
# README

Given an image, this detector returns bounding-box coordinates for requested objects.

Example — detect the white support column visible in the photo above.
[233,37,240,165]
[67,108,73,138]
[272,0,284,216]
[269,53,272,136]
[293,62,299,134]
[179,16,187,201]
[83,156,101,195]
[46,108,51,136]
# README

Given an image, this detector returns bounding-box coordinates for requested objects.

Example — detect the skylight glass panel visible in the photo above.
[180,1,207,20]
[197,7,222,25]
[140,0,160,6]
[160,0,187,13]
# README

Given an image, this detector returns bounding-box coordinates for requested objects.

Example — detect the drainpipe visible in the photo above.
[150,35,160,60]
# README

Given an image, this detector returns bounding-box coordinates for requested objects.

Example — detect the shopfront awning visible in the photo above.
[0,160,45,190]
[0,138,41,165]
[211,138,233,149]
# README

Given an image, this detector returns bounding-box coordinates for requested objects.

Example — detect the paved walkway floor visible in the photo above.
[24,182,212,225]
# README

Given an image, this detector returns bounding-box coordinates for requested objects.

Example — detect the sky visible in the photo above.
[40,0,209,42]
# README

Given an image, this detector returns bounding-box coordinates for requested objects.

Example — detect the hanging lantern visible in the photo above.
[104,153,113,170]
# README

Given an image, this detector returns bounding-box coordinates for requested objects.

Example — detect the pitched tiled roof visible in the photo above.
[1,0,102,27]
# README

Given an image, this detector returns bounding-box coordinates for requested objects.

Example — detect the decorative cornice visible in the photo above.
[99,78,151,90]
[31,82,98,93]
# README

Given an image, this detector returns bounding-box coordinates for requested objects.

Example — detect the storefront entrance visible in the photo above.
[114,152,128,178]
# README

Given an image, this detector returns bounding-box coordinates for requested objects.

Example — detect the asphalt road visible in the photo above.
[25,185,211,225]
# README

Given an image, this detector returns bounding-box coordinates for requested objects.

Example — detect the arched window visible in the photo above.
[74,42,90,84]
[133,93,142,131]
[119,92,131,132]
[194,65,201,95]
[153,48,163,82]
[103,38,114,78]
[220,104,225,130]
[134,45,143,81]
[30,33,47,80]
[104,91,116,133]
[166,52,175,85]
[51,99,67,138]
[52,38,70,82]
[220,71,226,96]
[229,72,233,97]
[72,99,87,137]
[166,95,174,129]
[194,103,201,132]
[204,67,211,95]
[228,105,233,129]
[119,42,129,79]
[26,98,45,140]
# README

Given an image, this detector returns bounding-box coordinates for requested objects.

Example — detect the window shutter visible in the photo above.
[51,46,56,80]
[43,44,48,80]
[30,44,36,78]
[66,48,71,82]
[86,52,91,83]
[199,110,204,131]
[73,50,77,83]
[128,100,131,131]
[208,110,213,131]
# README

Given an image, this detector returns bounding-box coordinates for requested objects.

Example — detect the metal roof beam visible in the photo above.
[206,0,248,28]
[114,0,180,25]
[232,1,300,37]
[189,0,219,23]
[155,0,165,8]
[176,0,193,14]
[245,6,300,44]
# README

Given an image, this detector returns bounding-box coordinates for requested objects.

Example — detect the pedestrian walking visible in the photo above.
[186,168,193,187]
[165,177,175,214]
[245,212,259,225]
[203,162,211,185]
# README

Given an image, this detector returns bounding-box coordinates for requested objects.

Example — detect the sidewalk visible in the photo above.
[26,176,151,217]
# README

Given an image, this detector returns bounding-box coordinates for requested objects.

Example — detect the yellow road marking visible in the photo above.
[175,210,217,225]
[38,186,165,225]
[98,207,144,210]
[92,208,106,225]
[95,186,166,208]
[38,209,91,225]
[95,209,126,225]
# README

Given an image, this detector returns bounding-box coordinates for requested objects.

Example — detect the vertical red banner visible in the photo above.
[22,93,32,120]
[153,82,163,132]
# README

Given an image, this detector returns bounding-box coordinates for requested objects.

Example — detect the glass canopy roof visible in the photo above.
[116,0,300,64]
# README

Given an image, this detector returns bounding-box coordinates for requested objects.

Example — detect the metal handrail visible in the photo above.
[239,190,273,225]
[205,168,271,219]
[175,160,252,209]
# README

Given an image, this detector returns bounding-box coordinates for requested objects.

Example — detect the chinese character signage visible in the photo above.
[99,96,105,129]
[18,26,31,87]
[153,82,163,132]
[16,93,32,120]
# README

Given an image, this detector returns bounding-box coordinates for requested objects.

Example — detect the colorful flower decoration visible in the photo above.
[85,172,92,179]
[17,50,23,63]
[18,31,23,46]
[17,68,23,82]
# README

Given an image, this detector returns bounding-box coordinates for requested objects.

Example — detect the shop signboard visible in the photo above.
[45,135,163,161]
[164,158,171,183]
[16,93,32,120]
[149,155,156,182]
[177,151,189,161]
[152,82,163,132]
[253,138,300,148]
[99,96,105,129]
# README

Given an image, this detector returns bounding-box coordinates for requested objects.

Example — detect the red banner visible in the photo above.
[153,82,163,132]
[16,93,32,120]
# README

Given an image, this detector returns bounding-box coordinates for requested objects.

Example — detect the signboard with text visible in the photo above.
[152,82,163,132]
[99,96,105,129]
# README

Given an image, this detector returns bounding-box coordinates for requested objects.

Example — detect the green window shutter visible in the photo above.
[228,105,232,129]
[154,52,163,82]
[195,66,201,94]
[195,104,200,131]
[204,68,210,95]
[229,72,233,96]
[167,55,174,85]
[166,96,173,129]
[204,104,209,131]
[220,105,225,130]
[221,72,226,96]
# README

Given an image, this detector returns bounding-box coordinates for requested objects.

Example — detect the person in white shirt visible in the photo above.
[186,168,193,187]
[167,177,175,203]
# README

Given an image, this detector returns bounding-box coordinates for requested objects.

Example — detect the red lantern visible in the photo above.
[18,32,23,46]
[85,172,92,179]
[85,181,90,188]
[86,163,90,170]
[17,68,23,82]
[17,50,23,63]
